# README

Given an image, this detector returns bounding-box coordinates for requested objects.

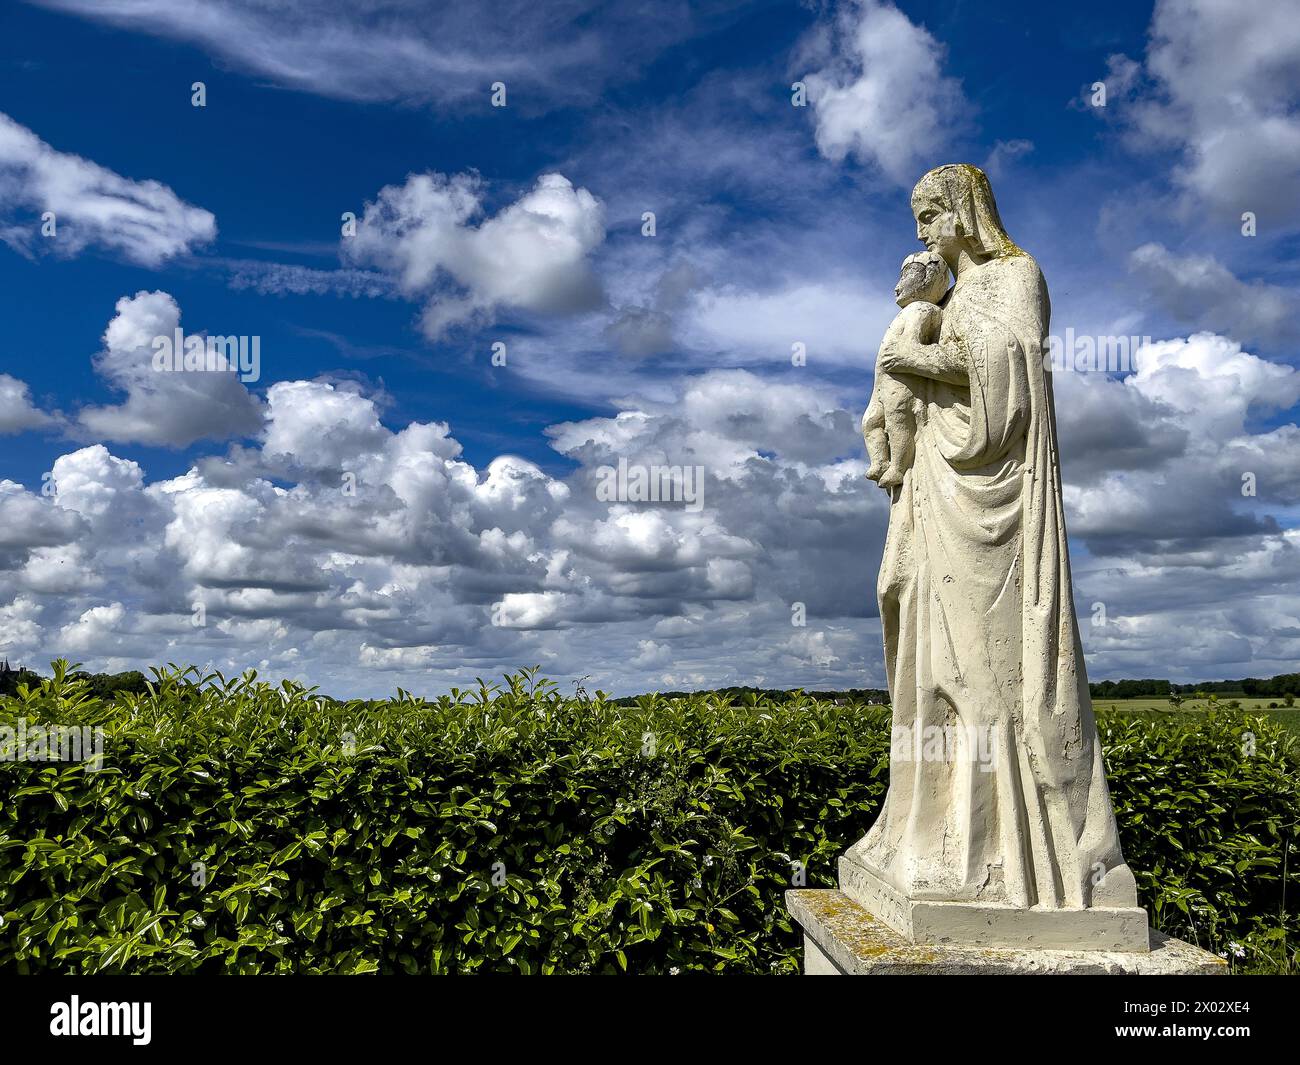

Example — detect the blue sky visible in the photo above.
[1,0,1297,696]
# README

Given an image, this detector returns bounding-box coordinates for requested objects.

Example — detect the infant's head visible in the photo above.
[894,250,949,308]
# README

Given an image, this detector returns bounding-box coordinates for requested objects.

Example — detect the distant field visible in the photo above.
[851,695,1300,742]
[1093,696,1300,741]
[1094,696,1285,712]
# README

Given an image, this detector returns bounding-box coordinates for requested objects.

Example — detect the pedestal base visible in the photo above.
[840,854,1151,952]
[788,889,1226,975]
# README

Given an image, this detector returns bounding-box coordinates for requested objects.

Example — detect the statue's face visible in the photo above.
[894,262,928,305]
[912,196,963,268]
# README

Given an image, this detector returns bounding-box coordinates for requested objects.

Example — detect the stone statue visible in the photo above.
[862,250,949,489]
[842,163,1149,951]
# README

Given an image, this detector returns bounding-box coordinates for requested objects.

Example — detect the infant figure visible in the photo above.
[862,250,950,489]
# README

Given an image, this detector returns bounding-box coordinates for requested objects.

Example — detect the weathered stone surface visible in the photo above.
[788,890,1226,976]
[840,854,1149,952]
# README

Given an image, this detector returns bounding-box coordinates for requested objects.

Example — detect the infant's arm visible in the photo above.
[896,301,943,344]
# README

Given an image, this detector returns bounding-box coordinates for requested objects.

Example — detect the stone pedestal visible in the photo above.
[787,889,1227,975]
[839,853,1151,952]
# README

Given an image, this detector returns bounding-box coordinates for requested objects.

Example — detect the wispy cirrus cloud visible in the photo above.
[0,111,215,266]
[222,259,395,300]
[29,0,742,111]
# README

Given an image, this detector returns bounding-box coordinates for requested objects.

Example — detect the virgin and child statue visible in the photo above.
[845,164,1149,951]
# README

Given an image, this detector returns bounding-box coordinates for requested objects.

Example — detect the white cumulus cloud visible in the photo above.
[76,291,263,448]
[345,171,605,338]
[0,373,54,434]
[796,0,967,184]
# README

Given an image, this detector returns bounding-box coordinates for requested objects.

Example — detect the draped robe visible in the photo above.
[848,251,1140,911]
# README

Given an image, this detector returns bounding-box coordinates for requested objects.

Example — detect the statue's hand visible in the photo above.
[875,338,913,375]
[878,336,966,385]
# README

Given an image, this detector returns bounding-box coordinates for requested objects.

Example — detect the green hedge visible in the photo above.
[1102,711,1299,970]
[1,663,1296,973]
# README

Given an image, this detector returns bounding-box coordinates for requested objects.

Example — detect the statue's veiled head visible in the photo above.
[910,164,1022,270]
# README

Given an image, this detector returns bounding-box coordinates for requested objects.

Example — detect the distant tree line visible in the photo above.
[631,675,1299,705]
[0,662,42,696]
[1088,678,1173,698]
[613,685,892,706]
[1087,673,1299,698]
[1,661,1295,705]
[0,662,148,699]
[1237,674,1300,697]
